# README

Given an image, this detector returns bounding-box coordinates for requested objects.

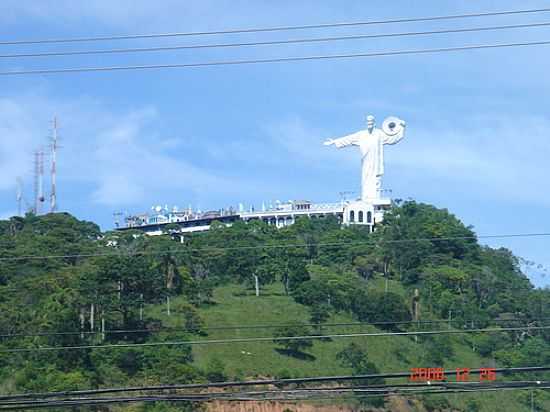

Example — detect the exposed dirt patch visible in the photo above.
[206,396,428,412]
[206,401,359,412]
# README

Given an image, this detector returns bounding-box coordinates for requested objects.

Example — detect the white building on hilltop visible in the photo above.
[118,114,405,236]
[119,198,385,236]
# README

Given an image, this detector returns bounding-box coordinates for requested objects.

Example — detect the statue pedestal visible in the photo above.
[342,198,392,229]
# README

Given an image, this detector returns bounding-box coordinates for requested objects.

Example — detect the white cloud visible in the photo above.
[388,114,550,205]
[0,1,199,28]
[264,115,357,169]
[0,94,236,210]
[92,174,145,206]
[264,112,550,206]
[0,0,307,32]
[0,99,45,190]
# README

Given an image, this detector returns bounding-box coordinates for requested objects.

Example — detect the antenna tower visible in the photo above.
[34,149,45,215]
[33,151,39,214]
[39,150,45,210]
[50,117,60,212]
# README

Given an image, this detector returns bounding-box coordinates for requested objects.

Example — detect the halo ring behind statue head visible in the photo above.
[382,116,403,136]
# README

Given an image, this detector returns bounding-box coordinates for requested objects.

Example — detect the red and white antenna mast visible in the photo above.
[38,150,45,214]
[33,151,40,214]
[50,117,59,212]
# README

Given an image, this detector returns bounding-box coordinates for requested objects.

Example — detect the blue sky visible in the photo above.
[1,1,549,286]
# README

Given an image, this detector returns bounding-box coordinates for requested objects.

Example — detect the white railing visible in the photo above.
[125,202,347,228]
[241,202,343,217]
[309,202,343,211]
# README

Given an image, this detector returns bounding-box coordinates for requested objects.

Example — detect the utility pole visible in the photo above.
[101,311,105,341]
[412,289,420,321]
[412,289,420,343]
[50,117,59,213]
[140,293,144,321]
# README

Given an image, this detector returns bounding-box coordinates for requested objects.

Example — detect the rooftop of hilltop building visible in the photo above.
[118,196,394,236]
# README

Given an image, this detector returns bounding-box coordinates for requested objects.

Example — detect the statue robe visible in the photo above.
[331,127,404,200]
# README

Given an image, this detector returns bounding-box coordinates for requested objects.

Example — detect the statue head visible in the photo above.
[366,115,375,132]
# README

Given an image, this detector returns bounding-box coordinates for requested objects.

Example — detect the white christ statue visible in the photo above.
[324,115,406,201]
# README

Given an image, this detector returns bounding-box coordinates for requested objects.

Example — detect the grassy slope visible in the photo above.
[152,281,545,411]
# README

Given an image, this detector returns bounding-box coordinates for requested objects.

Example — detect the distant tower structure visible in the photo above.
[34,149,45,215]
[33,151,39,214]
[50,116,60,212]
[16,177,23,216]
[39,150,45,209]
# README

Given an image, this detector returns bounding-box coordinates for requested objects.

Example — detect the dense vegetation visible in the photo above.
[0,201,549,411]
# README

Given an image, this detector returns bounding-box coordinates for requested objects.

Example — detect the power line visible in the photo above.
[2,39,550,76]
[0,231,549,261]
[2,383,549,409]
[222,384,550,402]
[3,21,550,59]
[5,382,550,410]
[2,367,548,400]
[1,7,550,46]
[2,325,548,353]
[1,317,547,339]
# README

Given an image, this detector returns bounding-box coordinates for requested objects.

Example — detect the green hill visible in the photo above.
[150,282,544,412]
[1,203,549,411]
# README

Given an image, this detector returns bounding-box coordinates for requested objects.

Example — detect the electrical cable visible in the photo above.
[3,39,550,76]
[3,21,550,59]
[1,317,547,339]
[2,325,549,353]
[1,366,547,401]
[1,231,549,261]
[1,7,549,45]
[2,385,550,409]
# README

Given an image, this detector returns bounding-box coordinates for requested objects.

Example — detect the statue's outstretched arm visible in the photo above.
[323,131,361,148]
[382,120,406,145]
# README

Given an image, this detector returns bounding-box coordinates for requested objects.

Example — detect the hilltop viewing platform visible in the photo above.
[118,194,394,236]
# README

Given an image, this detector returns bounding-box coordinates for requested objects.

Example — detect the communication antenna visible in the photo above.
[50,116,61,212]
[33,150,44,215]
[39,150,45,211]
[16,177,23,216]
[339,191,355,204]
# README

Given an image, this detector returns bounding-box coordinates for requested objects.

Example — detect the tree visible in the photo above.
[293,265,360,311]
[336,343,384,407]
[353,255,380,280]
[1,205,548,412]
[336,343,382,380]
[251,251,278,296]
[377,201,480,279]
[205,358,227,382]
[90,254,165,331]
[309,304,330,333]
[350,289,411,329]
[273,324,313,356]
[422,335,455,365]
